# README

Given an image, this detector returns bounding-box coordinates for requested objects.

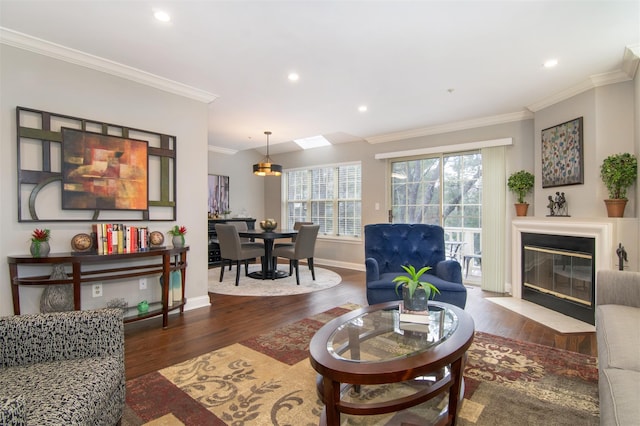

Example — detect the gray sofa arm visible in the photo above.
[0,308,124,368]
[596,270,640,308]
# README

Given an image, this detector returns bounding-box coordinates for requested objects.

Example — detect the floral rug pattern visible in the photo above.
[124,306,599,426]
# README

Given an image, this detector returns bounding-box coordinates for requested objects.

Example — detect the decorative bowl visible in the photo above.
[259,219,278,232]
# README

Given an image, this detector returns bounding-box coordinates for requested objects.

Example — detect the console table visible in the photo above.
[7,247,188,329]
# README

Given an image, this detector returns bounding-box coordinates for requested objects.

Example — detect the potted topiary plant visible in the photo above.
[393,265,440,312]
[507,170,535,216]
[600,153,638,217]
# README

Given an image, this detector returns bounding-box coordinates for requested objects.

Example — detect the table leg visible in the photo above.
[448,354,467,425]
[322,376,341,426]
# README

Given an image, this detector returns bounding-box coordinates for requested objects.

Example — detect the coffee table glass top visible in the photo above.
[327,304,459,363]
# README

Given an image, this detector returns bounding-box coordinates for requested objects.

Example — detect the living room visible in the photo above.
[0,2,638,318]
[1,2,638,320]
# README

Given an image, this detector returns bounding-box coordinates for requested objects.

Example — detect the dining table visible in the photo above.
[238,229,298,279]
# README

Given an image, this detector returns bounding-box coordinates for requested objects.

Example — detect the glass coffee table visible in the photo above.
[309,301,475,425]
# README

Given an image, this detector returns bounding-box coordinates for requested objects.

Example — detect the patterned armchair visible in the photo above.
[364,223,467,308]
[0,309,125,425]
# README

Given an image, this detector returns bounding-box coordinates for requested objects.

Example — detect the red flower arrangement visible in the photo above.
[31,228,51,242]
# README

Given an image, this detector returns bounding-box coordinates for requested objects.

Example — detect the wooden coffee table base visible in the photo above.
[315,354,467,425]
[309,301,475,426]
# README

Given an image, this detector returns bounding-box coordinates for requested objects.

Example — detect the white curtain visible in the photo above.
[481,146,506,292]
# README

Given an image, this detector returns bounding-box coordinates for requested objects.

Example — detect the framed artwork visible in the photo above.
[61,128,149,210]
[541,117,584,188]
[208,174,229,215]
[17,106,176,222]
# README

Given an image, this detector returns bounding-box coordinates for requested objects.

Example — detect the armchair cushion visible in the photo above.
[365,224,467,308]
[0,309,124,425]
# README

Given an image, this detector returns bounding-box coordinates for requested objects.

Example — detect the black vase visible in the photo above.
[403,286,429,312]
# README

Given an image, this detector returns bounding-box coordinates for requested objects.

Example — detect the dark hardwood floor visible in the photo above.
[124,265,596,380]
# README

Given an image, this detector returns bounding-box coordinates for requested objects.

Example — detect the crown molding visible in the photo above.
[0,27,219,104]
[208,145,238,155]
[366,110,533,145]
[622,44,640,79]
[528,45,638,112]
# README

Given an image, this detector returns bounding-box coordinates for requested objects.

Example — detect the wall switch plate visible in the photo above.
[92,283,103,298]
[139,278,147,290]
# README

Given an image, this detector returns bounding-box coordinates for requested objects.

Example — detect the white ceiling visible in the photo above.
[1,1,638,155]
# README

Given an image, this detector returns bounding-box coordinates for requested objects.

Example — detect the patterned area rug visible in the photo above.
[207,265,342,296]
[123,304,599,425]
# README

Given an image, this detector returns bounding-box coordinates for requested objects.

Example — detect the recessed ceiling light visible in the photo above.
[544,59,558,68]
[288,73,299,82]
[358,105,368,112]
[294,135,331,149]
[154,10,171,22]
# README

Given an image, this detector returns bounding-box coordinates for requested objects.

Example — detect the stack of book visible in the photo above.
[93,223,150,254]
[399,302,430,324]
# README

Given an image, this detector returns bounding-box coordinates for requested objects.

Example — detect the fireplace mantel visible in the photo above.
[511,217,638,298]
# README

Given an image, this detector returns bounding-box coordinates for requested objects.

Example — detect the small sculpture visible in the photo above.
[40,264,74,313]
[616,243,628,271]
[546,192,569,216]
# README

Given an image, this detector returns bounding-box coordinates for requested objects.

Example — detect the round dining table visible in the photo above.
[238,229,297,279]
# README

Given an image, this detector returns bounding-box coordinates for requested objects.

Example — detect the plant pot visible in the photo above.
[30,241,50,258]
[402,286,429,312]
[604,199,627,217]
[514,203,529,217]
[172,235,185,248]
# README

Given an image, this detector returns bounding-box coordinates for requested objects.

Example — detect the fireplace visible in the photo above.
[521,233,595,324]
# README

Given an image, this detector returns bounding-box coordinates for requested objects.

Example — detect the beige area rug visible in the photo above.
[207,264,342,296]
[124,304,599,425]
[487,297,595,333]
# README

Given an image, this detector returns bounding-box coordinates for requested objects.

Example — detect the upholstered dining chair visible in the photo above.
[227,221,264,270]
[274,221,313,249]
[215,224,264,286]
[272,224,320,284]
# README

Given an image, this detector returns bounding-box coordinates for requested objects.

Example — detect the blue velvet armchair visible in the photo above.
[364,223,467,308]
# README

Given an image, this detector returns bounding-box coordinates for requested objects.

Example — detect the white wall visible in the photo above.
[1,45,210,316]
[534,81,636,218]
[208,149,266,221]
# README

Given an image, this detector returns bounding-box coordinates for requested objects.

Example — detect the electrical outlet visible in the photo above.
[139,278,147,290]
[92,283,103,298]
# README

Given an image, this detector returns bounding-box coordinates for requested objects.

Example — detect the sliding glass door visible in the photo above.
[391,151,482,281]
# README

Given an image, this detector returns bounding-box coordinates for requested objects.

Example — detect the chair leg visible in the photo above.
[219,260,225,282]
[289,260,293,276]
[293,260,300,285]
[244,260,249,276]
[309,258,315,280]
[235,261,241,286]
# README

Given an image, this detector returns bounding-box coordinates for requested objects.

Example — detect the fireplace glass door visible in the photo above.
[523,246,593,306]
[521,233,595,325]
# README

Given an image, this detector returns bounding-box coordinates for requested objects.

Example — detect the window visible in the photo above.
[284,163,361,238]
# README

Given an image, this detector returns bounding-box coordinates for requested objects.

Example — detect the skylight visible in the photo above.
[294,135,332,150]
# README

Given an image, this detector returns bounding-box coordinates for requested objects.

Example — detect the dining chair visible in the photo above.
[274,221,313,250]
[215,224,264,286]
[227,221,264,270]
[272,224,320,284]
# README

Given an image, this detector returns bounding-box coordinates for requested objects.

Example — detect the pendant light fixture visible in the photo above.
[253,131,282,176]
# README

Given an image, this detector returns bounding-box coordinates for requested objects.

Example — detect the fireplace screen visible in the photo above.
[523,246,593,306]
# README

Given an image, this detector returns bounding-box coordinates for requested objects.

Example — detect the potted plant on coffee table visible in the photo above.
[507,170,535,216]
[600,153,637,217]
[393,265,440,312]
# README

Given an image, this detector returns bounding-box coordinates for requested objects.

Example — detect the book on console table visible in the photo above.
[399,302,430,324]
